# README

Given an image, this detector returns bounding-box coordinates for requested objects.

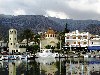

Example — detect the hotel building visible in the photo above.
[65,30,90,47]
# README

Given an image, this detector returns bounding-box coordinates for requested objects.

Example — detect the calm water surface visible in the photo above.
[0,58,100,75]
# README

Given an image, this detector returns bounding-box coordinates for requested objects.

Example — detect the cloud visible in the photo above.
[13,8,26,16]
[0,0,100,20]
[67,0,100,13]
[45,10,69,19]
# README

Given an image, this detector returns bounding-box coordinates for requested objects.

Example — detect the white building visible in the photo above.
[65,30,90,47]
[89,35,100,46]
[0,41,7,47]
[8,29,26,53]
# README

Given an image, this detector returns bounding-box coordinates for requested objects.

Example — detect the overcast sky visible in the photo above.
[0,0,100,20]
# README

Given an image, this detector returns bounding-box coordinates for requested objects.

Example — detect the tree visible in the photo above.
[45,45,51,49]
[34,34,41,44]
[56,42,60,49]
[33,45,39,51]
[19,29,34,49]
[64,23,70,33]
[57,23,70,46]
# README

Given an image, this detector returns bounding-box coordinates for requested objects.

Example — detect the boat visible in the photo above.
[2,55,8,60]
[8,55,17,60]
[36,49,59,58]
[84,54,88,58]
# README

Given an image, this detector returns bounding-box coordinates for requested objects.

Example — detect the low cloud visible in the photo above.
[0,0,100,20]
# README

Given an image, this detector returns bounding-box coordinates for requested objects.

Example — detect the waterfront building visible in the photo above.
[65,30,100,51]
[41,27,58,49]
[0,41,7,52]
[0,41,7,47]
[8,29,26,53]
[88,35,100,50]
[89,35,100,46]
[8,29,18,53]
[65,30,90,47]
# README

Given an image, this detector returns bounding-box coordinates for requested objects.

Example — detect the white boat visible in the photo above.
[84,54,88,58]
[36,49,59,58]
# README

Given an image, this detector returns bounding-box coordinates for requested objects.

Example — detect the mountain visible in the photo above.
[0,15,100,40]
[48,17,100,31]
[0,15,64,40]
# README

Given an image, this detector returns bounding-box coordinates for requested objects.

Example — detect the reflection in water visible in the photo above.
[36,58,57,75]
[9,62,16,75]
[0,58,100,75]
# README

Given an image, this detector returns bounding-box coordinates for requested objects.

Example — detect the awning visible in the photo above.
[88,46,100,50]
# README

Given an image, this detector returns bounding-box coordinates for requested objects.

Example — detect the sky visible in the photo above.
[0,0,100,20]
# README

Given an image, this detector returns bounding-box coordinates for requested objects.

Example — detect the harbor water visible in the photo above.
[0,58,100,75]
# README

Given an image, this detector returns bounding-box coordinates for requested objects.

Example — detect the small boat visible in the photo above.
[27,55,35,60]
[8,55,16,60]
[2,55,8,60]
[36,49,59,58]
[84,54,88,58]
[96,55,100,58]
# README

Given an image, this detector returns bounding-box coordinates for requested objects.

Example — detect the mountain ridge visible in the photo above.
[0,15,100,40]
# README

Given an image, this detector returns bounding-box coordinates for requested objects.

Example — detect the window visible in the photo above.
[10,31,12,34]
[92,42,93,44]
[73,36,76,39]
[85,36,87,39]
[50,35,52,37]
[15,38,16,40]
[10,38,11,40]
[53,34,54,37]
[84,42,87,44]
[11,43,12,45]
[78,42,80,45]
[78,36,81,39]
[16,50,18,52]
[74,42,76,44]
[67,42,69,45]
[45,35,47,37]
[83,36,87,39]
[14,43,15,45]
[67,37,69,39]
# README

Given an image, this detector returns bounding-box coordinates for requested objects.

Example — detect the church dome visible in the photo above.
[45,27,55,34]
